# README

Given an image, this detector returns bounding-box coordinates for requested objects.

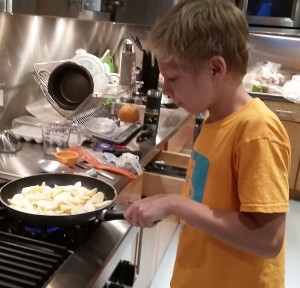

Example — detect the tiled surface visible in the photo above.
[150,200,300,288]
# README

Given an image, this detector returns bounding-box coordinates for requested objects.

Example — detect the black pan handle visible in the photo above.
[100,209,125,221]
[99,209,160,224]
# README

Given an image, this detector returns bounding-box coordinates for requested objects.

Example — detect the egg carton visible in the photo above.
[11,125,43,143]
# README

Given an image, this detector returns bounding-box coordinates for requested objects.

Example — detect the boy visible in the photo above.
[124,0,290,287]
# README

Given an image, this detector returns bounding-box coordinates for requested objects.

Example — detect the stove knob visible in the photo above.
[118,260,136,286]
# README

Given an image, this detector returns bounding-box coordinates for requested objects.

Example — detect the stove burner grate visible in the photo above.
[0,231,72,288]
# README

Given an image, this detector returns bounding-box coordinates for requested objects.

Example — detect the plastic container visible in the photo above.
[71,49,106,77]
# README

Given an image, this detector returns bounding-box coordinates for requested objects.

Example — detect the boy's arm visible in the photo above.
[123,194,286,258]
[174,196,286,258]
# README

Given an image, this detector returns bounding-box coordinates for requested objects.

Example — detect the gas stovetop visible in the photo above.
[0,204,99,250]
[0,231,71,288]
[0,203,137,288]
[0,204,99,288]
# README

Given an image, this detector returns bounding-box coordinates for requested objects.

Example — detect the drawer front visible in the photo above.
[117,150,189,204]
[142,172,184,197]
[264,100,300,122]
[153,150,190,169]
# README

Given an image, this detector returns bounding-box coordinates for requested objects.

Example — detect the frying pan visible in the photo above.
[48,62,94,110]
[0,173,124,227]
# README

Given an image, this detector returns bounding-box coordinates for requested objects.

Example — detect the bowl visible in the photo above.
[83,117,118,137]
[54,150,79,167]
[48,62,94,110]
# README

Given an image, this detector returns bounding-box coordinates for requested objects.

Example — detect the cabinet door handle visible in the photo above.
[135,229,142,275]
[274,109,296,115]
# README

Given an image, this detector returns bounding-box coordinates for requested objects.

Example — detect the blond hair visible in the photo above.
[147,0,249,75]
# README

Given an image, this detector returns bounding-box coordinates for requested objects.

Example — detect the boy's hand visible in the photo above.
[123,194,180,228]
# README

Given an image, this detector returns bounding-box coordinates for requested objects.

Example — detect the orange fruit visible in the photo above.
[118,104,140,123]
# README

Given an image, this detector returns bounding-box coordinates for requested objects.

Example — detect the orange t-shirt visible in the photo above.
[171,98,290,288]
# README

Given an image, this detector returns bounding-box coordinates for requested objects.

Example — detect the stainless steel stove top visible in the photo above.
[0,203,138,288]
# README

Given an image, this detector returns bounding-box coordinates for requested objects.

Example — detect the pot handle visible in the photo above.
[100,209,125,221]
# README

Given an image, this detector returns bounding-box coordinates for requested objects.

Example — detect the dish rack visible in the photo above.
[32,60,141,125]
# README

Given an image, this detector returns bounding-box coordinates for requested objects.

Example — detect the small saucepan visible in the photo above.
[0,173,124,227]
[48,62,94,110]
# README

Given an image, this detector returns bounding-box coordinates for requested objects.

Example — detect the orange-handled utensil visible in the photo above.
[69,146,137,180]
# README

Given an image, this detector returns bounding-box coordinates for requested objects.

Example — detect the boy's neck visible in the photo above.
[206,75,252,123]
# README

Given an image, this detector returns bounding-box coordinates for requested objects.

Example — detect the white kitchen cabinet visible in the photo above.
[118,150,189,287]
[133,215,178,288]
[134,151,188,286]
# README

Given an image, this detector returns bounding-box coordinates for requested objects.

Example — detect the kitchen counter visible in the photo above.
[0,106,189,185]
[249,91,294,103]
[0,105,190,288]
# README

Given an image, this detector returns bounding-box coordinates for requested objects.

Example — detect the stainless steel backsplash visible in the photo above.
[1,12,300,131]
[249,30,300,76]
[0,12,147,130]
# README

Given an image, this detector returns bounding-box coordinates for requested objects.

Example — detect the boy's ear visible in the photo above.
[210,55,226,77]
